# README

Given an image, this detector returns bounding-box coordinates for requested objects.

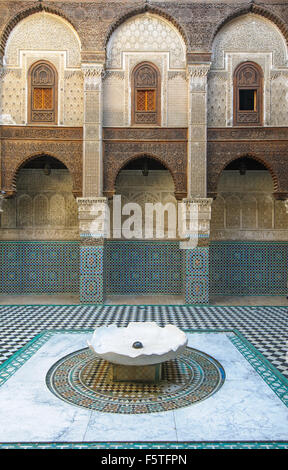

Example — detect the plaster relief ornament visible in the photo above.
[88,322,188,366]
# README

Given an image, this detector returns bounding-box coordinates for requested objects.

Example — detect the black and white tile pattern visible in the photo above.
[0,304,287,378]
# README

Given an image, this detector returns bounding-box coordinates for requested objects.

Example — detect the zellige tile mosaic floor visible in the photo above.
[0,304,287,449]
[0,304,287,378]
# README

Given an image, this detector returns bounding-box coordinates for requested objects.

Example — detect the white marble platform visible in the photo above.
[0,332,287,443]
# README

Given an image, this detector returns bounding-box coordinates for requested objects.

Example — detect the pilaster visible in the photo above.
[82,64,104,197]
[181,198,213,304]
[77,197,109,304]
[187,64,211,198]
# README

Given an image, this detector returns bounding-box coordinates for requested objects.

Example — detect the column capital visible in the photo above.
[187,64,211,92]
[81,64,104,91]
[77,197,109,241]
[180,197,212,245]
[187,63,211,78]
[182,197,213,209]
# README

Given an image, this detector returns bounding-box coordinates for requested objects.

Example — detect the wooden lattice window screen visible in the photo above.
[29,62,57,124]
[132,62,160,125]
[233,62,263,126]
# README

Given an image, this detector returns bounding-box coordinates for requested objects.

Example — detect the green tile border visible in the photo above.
[0,328,287,449]
[0,441,288,449]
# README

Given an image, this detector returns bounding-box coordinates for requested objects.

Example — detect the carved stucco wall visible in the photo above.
[208,14,288,127]
[0,169,79,240]
[104,13,187,127]
[211,171,288,241]
[113,170,177,239]
[1,12,83,126]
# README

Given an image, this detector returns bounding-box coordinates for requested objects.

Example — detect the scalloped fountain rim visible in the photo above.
[87,322,188,366]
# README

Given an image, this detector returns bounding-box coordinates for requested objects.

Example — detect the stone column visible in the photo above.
[82,64,104,197]
[187,64,210,198]
[180,197,213,304]
[0,192,5,212]
[77,197,109,304]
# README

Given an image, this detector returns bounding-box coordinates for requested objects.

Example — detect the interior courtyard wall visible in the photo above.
[210,171,288,241]
[208,14,288,127]
[1,12,83,126]
[103,13,187,128]
[114,169,176,239]
[0,169,79,240]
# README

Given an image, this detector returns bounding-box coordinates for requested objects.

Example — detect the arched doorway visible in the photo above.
[210,156,288,296]
[0,155,79,295]
[1,155,78,238]
[105,155,183,297]
[113,155,177,239]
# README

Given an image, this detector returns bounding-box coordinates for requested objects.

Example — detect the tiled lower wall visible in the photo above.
[210,242,288,296]
[0,241,79,294]
[105,241,183,295]
[1,240,287,298]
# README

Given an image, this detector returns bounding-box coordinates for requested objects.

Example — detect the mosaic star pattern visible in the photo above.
[45,346,225,413]
[210,242,288,296]
[0,241,79,294]
[1,241,288,298]
[185,247,209,304]
[80,245,104,304]
[105,241,183,295]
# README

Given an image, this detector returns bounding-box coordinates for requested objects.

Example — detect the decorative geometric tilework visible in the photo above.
[0,305,287,380]
[228,333,288,406]
[46,344,225,413]
[210,242,288,296]
[105,241,183,295]
[80,245,104,304]
[0,242,79,294]
[0,442,287,449]
[80,246,104,274]
[185,247,209,304]
[0,328,287,449]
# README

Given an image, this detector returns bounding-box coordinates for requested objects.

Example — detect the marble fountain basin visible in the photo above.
[87,322,188,366]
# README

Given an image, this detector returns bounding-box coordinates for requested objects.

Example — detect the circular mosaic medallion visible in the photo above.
[46,347,225,414]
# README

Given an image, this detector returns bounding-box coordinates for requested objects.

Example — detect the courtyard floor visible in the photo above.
[1,294,288,305]
[0,301,287,449]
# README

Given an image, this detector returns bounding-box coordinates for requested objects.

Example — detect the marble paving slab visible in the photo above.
[0,331,287,443]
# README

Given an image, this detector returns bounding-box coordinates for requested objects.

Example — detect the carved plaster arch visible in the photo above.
[106,11,186,70]
[105,5,189,50]
[210,4,288,49]
[213,154,279,197]
[107,153,181,200]
[9,153,80,199]
[0,5,80,63]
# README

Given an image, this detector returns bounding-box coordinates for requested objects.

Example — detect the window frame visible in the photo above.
[233,61,263,127]
[28,60,58,125]
[131,61,161,126]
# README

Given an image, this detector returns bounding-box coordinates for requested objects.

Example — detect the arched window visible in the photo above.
[233,62,263,126]
[28,61,57,124]
[132,62,160,125]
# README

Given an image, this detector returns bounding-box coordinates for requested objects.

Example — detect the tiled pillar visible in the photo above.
[80,244,104,304]
[185,247,210,304]
[77,197,109,304]
[187,64,210,198]
[181,198,213,304]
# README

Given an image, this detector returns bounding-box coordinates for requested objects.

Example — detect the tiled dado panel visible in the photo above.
[80,246,104,304]
[210,242,288,296]
[105,241,183,295]
[185,248,209,304]
[0,241,79,294]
